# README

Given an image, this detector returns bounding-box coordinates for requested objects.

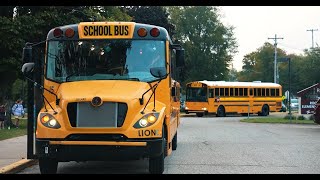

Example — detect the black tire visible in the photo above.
[216,106,225,117]
[39,158,58,174]
[196,112,204,117]
[172,131,177,150]
[149,127,165,174]
[261,105,269,116]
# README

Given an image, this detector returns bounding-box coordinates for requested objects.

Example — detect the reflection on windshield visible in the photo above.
[46,40,166,82]
[186,87,207,102]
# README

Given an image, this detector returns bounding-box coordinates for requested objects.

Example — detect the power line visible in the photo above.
[277,42,305,52]
[268,34,284,84]
[307,29,318,49]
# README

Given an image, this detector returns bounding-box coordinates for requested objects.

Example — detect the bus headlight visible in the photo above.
[40,113,61,129]
[134,113,159,129]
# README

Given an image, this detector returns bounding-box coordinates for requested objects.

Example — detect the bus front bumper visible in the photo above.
[36,139,163,161]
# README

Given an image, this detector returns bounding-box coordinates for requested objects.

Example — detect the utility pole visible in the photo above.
[268,34,283,84]
[307,29,318,48]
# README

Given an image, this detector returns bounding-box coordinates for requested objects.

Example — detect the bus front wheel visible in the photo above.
[39,158,58,174]
[149,127,166,174]
[261,105,269,116]
[196,113,204,117]
[216,106,225,117]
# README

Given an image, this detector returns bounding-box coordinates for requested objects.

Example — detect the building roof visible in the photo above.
[297,83,320,96]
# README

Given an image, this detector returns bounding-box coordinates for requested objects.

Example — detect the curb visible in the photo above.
[0,159,38,174]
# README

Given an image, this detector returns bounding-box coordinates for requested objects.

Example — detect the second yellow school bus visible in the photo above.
[184,81,282,117]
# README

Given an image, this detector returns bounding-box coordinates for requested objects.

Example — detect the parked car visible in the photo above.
[180,100,185,112]
[280,102,287,112]
[290,98,299,110]
[314,99,320,124]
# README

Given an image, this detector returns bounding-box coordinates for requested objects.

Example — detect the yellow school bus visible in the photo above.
[184,81,282,117]
[21,22,184,174]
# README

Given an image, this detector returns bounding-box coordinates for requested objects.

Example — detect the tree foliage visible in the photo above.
[238,42,286,82]
[123,6,175,37]
[0,6,131,103]
[238,42,320,97]
[167,6,237,87]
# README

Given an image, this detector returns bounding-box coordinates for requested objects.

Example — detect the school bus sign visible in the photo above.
[78,22,134,39]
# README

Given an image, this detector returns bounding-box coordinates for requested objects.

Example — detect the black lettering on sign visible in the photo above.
[83,25,129,36]
[84,26,89,36]
[124,26,129,35]
[103,26,109,35]
[114,26,119,35]
[98,26,104,35]
[114,25,129,36]
[138,129,159,137]
[93,26,99,36]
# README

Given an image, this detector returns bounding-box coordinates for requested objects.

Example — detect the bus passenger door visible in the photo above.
[208,88,215,113]
[248,88,254,113]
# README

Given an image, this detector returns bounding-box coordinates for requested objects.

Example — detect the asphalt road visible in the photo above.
[19,113,320,174]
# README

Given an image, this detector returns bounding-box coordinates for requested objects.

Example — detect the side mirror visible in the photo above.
[176,48,185,67]
[22,45,32,63]
[150,67,167,79]
[22,63,35,74]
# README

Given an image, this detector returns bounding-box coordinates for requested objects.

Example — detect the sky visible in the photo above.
[220,6,320,71]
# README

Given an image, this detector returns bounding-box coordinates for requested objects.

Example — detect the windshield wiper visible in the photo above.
[65,71,80,82]
[125,78,140,81]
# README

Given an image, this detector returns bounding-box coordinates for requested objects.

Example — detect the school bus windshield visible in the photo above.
[46,39,166,83]
[186,87,207,102]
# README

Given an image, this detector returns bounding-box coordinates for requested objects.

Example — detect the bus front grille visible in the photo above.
[67,102,127,128]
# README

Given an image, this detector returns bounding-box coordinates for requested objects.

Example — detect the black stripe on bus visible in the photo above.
[253,100,281,102]
[224,104,251,106]
[219,101,249,103]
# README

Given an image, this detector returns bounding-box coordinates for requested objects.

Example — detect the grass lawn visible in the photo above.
[0,118,28,141]
[240,118,316,124]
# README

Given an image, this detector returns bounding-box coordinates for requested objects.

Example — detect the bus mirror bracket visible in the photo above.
[22,43,33,63]
[176,48,185,67]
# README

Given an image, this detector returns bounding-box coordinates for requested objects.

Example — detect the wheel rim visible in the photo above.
[218,107,224,116]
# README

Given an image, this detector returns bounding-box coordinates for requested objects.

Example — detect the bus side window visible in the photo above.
[235,88,238,96]
[276,88,279,96]
[215,88,219,97]
[258,88,261,96]
[249,88,253,96]
[266,88,270,96]
[220,88,225,97]
[209,89,214,98]
[244,88,248,96]
[239,88,243,96]
[271,88,275,96]
[225,88,229,96]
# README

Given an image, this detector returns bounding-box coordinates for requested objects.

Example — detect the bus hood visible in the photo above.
[57,80,151,102]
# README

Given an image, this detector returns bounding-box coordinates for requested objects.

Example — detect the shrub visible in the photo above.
[284,114,295,119]
[297,115,305,120]
[309,115,315,120]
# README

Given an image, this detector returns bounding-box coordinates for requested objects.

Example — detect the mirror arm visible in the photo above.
[140,82,160,114]
[24,76,60,105]
[140,78,162,114]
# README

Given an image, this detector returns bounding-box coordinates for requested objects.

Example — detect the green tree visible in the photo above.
[239,42,286,83]
[0,6,131,103]
[123,6,175,37]
[167,6,237,87]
